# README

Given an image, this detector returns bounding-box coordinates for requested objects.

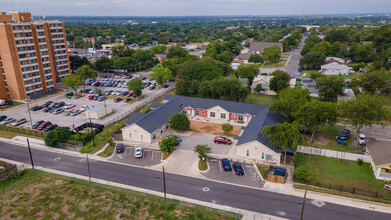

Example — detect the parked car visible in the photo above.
[43,124,58,132]
[124,98,132,103]
[0,117,15,125]
[97,96,107,101]
[32,120,45,129]
[31,105,43,111]
[52,108,64,115]
[126,92,133,97]
[141,77,147,80]
[214,136,232,145]
[43,107,54,113]
[0,115,7,122]
[132,94,137,98]
[358,134,367,145]
[10,118,27,126]
[70,110,81,116]
[220,158,232,171]
[165,135,182,145]
[37,121,52,130]
[336,129,350,140]
[64,110,72,116]
[116,143,124,153]
[134,147,143,158]
[80,105,90,112]
[162,84,169,88]
[57,102,65,107]
[63,103,75,109]
[232,162,244,175]
[88,95,96,100]
[114,98,123,103]
[43,101,53,107]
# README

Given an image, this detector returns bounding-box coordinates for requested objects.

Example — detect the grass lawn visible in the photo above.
[198,160,208,171]
[0,101,24,111]
[244,93,277,106]
[257,165,269,180]
[97,142,115,158]
[295,153,391,196]
[0,170,239,219]
[80,118,127,154]
[136,103,152,113]
[302,124,358,153]
[0,127,46,140]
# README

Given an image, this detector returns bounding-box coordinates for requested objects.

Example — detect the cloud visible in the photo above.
[75,1,91,6]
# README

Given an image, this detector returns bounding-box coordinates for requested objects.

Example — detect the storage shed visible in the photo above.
[85,104,112,119]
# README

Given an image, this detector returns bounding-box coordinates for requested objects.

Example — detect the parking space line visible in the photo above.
[125,147,128,157]
[151,150,154,160]
[218,160,222,172]
[243,165,247,176]
[231,165,235,174]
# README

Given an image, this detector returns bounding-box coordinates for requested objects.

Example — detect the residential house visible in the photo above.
[154,54,167,63]
[250,75,275,95]
[320,59,354,76]
[366,140,391,181]
[121,95,284,164]
[249,42,283,54]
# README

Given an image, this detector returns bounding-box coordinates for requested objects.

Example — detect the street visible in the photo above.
[285,33,308,76]
[0,141,390,220]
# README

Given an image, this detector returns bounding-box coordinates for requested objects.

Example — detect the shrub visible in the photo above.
[357,158,363,165]
[294,166,309,181]
[255,84,263,93]
[159,136,177,153]
[194,144,212,161]
[44,127,72,147]
[222,123,233,135]
[169,113,190,131]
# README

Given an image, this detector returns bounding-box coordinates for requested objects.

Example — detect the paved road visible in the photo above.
[1,142,390,220]
[286,33,308,76]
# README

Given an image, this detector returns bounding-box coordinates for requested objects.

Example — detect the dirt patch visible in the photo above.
[189,121,241,137]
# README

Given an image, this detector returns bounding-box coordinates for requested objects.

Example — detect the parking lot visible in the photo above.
[1,75,174,129]
[109,146,162,167]
[201,158,264,188]
[176,133,233,155]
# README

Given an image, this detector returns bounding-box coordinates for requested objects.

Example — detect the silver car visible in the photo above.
[10,118,26,126]
[134,147,143,158]
[52,108,64,115]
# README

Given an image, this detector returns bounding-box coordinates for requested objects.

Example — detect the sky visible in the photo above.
[1,0,390,16]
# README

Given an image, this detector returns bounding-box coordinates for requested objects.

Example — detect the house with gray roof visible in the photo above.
[121,95,284,164]
[249,42,283,54]
[366,140,391,181]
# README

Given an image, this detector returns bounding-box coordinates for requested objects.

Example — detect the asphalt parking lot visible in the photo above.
[201,158,264,188]
[176,133,232,155]
[109,146,162,167]
[1,77,174,129]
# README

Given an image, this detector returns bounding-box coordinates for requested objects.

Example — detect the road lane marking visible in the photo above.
[151,150,154,160]
[202,187,210,192]
[218,160,222,172]
[79,158,85,162]
[54,157,61,161]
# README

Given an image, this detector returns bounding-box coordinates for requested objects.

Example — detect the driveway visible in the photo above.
[176,133,233,155]
[109,145,162,167]
[201,158,264,188]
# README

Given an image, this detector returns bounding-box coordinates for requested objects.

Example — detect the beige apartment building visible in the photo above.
[0,12,71,100]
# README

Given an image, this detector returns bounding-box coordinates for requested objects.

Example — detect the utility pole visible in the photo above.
[89,117,95,148]
[26,102,33,130]
[26,138,34,169]
[162,166,167,200]
[86,155,91,183]
[300,189,307,220]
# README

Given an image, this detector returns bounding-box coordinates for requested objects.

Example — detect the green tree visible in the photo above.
[294,166,309,182]
[127,78,143,96]
[353,70,391,94]
[248,54,263,63]
[236,63,260,87]
[222,123,233,135]
[75,65,97,90]
[316,76,345,102]
[255,84,263,93]
[150,66,173,86]
[151,44,167,54]
[269,70,291,93]
[263,45,282,62]
[262,122,302,163]
[167,45,188,59]
[271,87,311,122]
[194,144,212,161]
[295,101,337,142]
[159,136,177,153]
[94,56,113,71]
[339,94,390,134]
[299,51,326,69]
[62,74,83,95]
[169,113,190,131]
[44,127,72,147]
[69,55,91,72]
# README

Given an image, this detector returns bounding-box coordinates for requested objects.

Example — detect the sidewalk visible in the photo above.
[2,136,391,215]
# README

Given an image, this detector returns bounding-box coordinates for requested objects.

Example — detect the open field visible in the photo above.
[0,170,238,219]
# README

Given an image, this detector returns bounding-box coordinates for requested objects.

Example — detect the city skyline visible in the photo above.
[0,0,390,17]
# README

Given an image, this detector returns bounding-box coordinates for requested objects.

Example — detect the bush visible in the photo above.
[357,158,363,165]
[44,127,72,147]
[159,136,177,153]
[294,166,309,181]
[261,73,268,76]
[222,123,233,135]
[169,113,190,131]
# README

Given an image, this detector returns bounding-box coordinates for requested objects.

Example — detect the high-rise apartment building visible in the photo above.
[0,12,71,100]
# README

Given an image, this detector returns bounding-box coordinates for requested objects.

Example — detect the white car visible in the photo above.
[79,105,90,112]
[63,103,75,109]
[134,147,143,158]
[358,134,366,145]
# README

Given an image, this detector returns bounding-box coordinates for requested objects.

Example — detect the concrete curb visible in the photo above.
[94,143,110,156]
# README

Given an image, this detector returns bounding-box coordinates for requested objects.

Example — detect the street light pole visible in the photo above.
[26,138,34,169]
[300,189,307,220]
[89,117,95,148]
[162,166,167,200]
[26,102,33,129]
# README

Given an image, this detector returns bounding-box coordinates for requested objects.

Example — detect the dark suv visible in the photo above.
[116,143,124,153]
[221,158,232,171]
[336,129,350,140]
[232,162,244,175]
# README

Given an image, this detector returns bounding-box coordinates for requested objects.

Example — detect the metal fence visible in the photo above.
[105,86,175,127]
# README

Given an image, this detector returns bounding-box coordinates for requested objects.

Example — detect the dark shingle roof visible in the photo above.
[150,102,163,109]
[125,112,146,126]
[249,42,283,53]
[236,52,255,60]
[366,140,391,166]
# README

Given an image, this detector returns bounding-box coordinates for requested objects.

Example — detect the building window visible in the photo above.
[246,150,249,157]
[232,113,236,117]
[182,109,187,114]
[152,133,156,140]
[261,152,264,160]
[195,110,200,116]
[202,111,205,114]
[221,113,226,119]
[129,133,132,139]
[141,135,143,141]
[210,112,215,117]
[238,115,244,121]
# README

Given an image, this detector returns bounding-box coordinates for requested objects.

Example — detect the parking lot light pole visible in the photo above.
[89,117,95,148]
[26,102,33,129]
[26,138,34,169]
[162,166,167,200]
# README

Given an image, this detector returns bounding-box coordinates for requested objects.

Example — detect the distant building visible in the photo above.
[320,59,353,76]
[154,54,166,63]
[249,42,283,54]
[85,104,112,119]
[366,140,391,181]
[101,43,124,50]
[0,11,71,100]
